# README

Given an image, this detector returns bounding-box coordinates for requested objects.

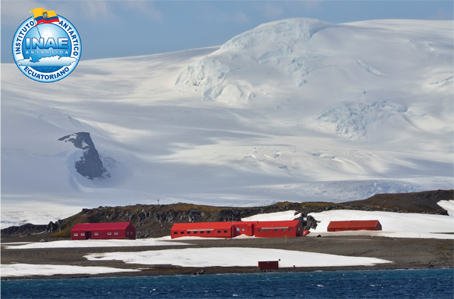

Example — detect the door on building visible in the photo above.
[85,231,92,239]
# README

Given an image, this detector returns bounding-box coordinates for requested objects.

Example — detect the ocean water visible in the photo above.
[2,268,453,298]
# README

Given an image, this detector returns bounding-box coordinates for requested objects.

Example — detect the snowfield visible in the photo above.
[2,18,453,227]
[242,210,301,221]
[2,236,191,250]
[438,200,454,216]
[85,247,392,268]
[243,208,454,239]
[308,210,454,239]
[1,247,392,278]
[1,264,139,277]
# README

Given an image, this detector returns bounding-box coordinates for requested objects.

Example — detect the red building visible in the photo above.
[171,220,303,239]
[258,261,279,270]
[327,220,382,232]
[171,222,235,238]
[255,220,303,238]
[71,222,136,240]
[232,221,257,237]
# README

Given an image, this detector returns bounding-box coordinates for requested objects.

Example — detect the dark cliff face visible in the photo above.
[59,132,107,179]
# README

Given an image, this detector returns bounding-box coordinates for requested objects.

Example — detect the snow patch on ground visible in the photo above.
[242,210,301,221]
[1,263,139,277]
[438,200,454,217]
[309,210,454,239]
[3,237,191,250]
[85,247,391,268]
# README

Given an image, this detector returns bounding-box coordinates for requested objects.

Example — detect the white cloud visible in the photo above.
[1,1,42,25]
[2,1,163,27]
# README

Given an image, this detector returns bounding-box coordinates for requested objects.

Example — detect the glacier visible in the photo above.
[1,18,453,227]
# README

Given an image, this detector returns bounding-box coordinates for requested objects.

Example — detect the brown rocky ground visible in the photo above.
[2,234,453,280]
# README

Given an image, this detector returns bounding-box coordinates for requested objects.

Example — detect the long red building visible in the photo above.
[171,220,303,239]
[71,222,136,240]
[327,220,382,232]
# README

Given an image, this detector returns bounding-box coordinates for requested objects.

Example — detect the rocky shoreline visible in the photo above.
[3,265,452,281]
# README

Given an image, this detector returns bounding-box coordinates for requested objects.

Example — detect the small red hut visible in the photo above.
[71,222,136,240]
[327,220,382,232]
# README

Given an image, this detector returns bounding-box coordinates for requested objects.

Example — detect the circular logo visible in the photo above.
[12,10,81,83]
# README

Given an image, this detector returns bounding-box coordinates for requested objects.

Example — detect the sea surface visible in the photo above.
[2,268,453,298]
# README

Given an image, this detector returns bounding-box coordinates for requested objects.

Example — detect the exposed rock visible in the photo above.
[46,221,58,233]
[304,216,318,230]
[59,132,107,179]
[2,190,452,240]
[1,223,47,239]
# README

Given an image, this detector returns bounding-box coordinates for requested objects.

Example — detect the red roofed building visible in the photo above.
[255,220,303,238]
[232,221,258,237]
[171,222,235,238]
[71,222,136,240]
[327,220,382,232]
[171,220,303,239]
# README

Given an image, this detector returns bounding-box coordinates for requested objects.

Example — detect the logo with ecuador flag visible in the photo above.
[12,8,81,83]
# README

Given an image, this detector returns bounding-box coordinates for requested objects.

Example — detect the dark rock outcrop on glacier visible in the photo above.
[59,132,106,179]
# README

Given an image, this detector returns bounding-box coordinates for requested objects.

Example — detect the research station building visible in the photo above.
[327,220,382,232]
[171,220,303,239]
[71,222,136,240]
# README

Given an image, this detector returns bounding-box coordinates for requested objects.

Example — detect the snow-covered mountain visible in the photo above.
[2,18,453,227]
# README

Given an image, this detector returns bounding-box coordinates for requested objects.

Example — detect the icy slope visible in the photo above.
[175,18,452,140]
[2,19,453,227]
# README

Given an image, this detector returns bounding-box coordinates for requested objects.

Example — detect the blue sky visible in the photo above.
[2,1,453,63]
